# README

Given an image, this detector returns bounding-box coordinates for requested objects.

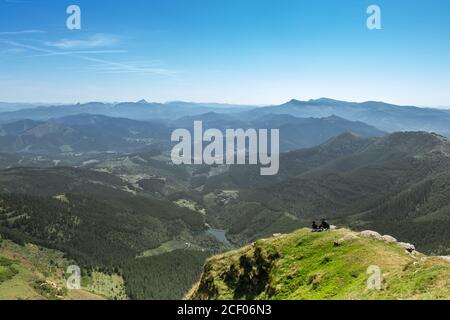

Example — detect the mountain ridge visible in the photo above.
[187,228,450,300]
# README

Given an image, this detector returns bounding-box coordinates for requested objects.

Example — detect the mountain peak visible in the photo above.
[137,99,149,104]
[283,98,345,106]
[324,114,344,121]
[326,131,363,142]
[320,132,368,151]
[309,98,346,105]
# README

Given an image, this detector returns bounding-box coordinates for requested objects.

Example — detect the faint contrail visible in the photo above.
[0,39,178,76]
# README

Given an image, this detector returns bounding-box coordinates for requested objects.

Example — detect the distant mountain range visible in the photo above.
[0,112,384,154]
[1,98,450,136]
[245,98,450,136]
[0,101,253,123]
[0,102,47,113]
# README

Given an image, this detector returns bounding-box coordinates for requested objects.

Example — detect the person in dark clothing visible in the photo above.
[311,221,319,232]
[319,219,330,231]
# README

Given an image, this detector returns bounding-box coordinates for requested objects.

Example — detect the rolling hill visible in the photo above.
[0,115,171,154]
[173,113,385,152]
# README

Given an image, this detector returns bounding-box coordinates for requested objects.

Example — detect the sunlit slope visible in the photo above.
[0,238,126,300]
[188,228,450,300]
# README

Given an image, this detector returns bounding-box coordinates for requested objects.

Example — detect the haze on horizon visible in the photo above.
[1,97,450,112]
[1,0,450,108]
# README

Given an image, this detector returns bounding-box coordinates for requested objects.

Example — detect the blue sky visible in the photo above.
[0,0,449,107]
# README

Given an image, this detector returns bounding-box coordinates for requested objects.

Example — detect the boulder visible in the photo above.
[398,242,416,253]
[382,235,397,243]
[272,233,283,238]
[360,230,383,240]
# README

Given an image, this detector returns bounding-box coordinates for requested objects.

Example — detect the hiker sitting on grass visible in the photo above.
[312,219,331,232]
[319,219,330,231]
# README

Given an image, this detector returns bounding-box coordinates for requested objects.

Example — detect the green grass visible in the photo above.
[82,272,127,300]
[0,257,18,284]
[0,239,126,300]
[0,253,43,300]
[188,228,450,300]
[139,240,204,258]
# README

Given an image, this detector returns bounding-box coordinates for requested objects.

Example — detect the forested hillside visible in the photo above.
[199,132,450,255]
[0,167,228,299]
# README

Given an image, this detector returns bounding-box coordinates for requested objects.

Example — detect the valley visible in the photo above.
[2,0,449,303]
[0,98,449,299]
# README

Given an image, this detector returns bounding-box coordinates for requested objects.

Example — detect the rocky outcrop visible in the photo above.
[360,230,383,240]
[382,235,397,243]
[188,242,279,300]
[399,242,416,253]
[360,230,415,253]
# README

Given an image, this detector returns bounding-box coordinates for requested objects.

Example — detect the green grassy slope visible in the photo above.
[0,238,126,300]
[187,228,450,300]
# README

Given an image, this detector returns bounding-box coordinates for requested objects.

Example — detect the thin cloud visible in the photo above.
[0,39,179,76]
[0,30,45,35]
[3,0,32,3]
[45,34,119,50]
[31,50,128,57]
[88,63,177,75]
[0,47,26,54]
